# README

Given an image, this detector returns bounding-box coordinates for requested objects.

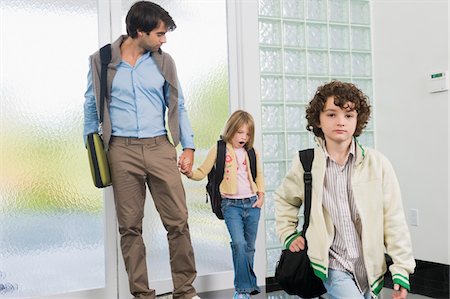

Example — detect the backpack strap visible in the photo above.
[247,147,257,181]
[215,139,226,185]
[99,44,111,126]
[299,148,314,236]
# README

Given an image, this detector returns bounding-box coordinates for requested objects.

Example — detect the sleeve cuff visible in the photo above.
[284,231,302,249]
[392,274,411,292]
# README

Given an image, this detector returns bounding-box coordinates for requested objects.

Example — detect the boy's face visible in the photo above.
[138,21,167,52]
[231,124,249,149]
[319,96,357,145]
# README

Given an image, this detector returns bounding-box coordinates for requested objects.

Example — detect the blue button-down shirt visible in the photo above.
[83,51,195,149]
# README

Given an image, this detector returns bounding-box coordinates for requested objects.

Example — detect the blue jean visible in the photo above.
[221,196,261,294]
[324,269,372,299]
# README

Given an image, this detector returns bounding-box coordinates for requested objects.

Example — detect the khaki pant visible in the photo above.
[108,136,197,299]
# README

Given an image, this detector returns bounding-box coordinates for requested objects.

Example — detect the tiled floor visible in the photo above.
[194,287,435,299]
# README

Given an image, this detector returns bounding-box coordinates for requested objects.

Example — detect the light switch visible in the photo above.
[409,209,419,227]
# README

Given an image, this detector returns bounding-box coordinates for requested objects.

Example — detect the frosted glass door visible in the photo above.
[1,1,114,298]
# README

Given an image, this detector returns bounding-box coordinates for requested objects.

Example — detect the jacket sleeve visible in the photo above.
[275,153,304,248]
[254,151,265,193]
[381,155,416,291]
[189,145,217,181]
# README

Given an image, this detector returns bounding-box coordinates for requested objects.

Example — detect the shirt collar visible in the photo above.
[323,138,356,164]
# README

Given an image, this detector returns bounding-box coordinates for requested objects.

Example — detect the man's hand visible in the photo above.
[178,148,194,174]
[289,235,305,252]
[391,284,408,299]
[252,192,265,208]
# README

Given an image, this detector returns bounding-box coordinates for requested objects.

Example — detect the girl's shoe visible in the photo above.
[233,291,251,299]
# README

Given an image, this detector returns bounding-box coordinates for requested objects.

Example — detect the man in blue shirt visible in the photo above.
[83,2,200,299]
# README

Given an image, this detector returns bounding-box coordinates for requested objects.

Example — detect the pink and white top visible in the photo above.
[222,147,255,199]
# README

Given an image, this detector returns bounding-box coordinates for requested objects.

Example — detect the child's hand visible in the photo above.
[178,149,194,173]
[180,158,190,171]
[289,236,305,252]
[181,170,193,178]
[252,192,264,208]
[179,160,193,178]
[391,284,408,299]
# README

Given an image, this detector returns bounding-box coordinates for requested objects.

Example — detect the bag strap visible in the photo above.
[299,148,314,236]
[247,147,257,181]
[215,139,227,185]
[99,44,111,125]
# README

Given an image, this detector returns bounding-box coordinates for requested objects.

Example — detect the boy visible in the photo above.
[275,81,415,299]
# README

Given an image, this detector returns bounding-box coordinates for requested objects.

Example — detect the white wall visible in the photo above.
[372,0,449,264]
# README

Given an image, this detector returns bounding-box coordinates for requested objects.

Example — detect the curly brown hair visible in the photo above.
[305,80,371,138]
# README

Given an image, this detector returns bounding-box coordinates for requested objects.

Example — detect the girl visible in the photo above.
[181,110,265,299]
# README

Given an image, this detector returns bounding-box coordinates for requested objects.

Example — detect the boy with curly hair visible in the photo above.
[275,80,415,299]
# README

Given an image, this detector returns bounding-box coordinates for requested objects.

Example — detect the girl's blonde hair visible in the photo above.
[221,110,255,150]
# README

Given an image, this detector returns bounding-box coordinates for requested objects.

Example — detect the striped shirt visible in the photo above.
[322,140,369,293]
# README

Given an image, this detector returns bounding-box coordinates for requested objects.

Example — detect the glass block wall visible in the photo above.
[258,0,375,276]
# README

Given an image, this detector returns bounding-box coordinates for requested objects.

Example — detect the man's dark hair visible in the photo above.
[306,80,371,138]
[126,1,176,38]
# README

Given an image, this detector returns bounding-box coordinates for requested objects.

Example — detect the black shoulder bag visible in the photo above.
[274,149,326,298]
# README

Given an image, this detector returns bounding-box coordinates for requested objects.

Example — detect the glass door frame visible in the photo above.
[33,1,118,298]
[227,0,266,289]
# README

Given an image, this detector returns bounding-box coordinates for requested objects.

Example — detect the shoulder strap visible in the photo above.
[99,44,111,125]
[215,139,226,184]
[299,148,314,237]
[247,148,257,181]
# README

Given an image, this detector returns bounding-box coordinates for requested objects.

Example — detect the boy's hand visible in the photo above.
[391,284,408,299]
[289,236,305,252]
[252,192,264,208]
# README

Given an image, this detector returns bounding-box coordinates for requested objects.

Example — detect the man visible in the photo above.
[83,2,200,299]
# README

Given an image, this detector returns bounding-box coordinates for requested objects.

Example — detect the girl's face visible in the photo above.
[231,124,250,149]
[319,96,357,146]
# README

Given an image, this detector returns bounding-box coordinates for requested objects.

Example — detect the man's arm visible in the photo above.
[83,63,99,145]
[164,80,195,172]
[175,82,195,150]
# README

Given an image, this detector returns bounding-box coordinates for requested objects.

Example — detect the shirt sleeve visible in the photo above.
[165,80,195,149]
[83,61,99,145]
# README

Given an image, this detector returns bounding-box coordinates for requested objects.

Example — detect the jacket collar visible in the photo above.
[315,136,365,166]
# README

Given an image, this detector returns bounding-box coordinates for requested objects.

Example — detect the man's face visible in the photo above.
[139,21,167,52]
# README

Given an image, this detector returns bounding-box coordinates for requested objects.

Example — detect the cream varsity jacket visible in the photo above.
[189,142,265,195]
[275,138,415,296]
